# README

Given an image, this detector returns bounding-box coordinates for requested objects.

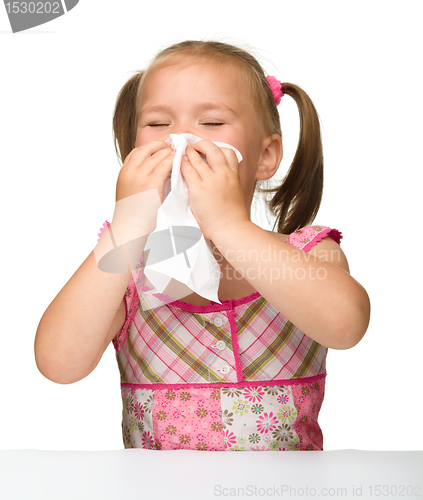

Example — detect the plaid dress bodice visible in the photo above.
[96,223,342,451]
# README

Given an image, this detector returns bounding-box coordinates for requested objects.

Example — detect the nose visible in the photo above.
[169,121,203,140]
[170,128,196,138]
[167,133,194,153]
[167,131,200,148]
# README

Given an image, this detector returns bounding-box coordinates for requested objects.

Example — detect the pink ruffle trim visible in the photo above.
[97,220,111,242]
[302,227,343,252]
[285,225,343,252]
[142,288,262,314]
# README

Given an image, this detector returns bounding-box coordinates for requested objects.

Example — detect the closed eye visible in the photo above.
[148,122,224,127]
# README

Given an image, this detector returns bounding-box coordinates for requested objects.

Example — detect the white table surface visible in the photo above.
[0,449,422,500]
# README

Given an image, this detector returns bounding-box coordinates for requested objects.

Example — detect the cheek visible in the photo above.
[135,127,172,148]
[235,140,259,175]
[135,128,148,148]
[225,127,258,167]
[135,128,156,148]
[238,161,255,190]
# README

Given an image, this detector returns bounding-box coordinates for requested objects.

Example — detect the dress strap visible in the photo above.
[285,225,343,252]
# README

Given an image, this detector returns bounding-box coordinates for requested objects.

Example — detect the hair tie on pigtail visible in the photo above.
[266,75,284,105]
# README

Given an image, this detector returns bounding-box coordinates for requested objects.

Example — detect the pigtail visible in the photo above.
[257,83,324,236]
[112,71,143,166]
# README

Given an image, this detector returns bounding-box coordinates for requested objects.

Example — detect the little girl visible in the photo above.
[35,40,370,452]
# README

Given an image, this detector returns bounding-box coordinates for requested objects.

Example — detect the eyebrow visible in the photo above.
[140,102,237,117]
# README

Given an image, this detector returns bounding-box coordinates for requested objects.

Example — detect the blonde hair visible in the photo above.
[112,40,323,235]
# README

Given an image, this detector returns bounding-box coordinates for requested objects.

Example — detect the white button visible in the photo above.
[213,317,224,327]
[220,364,230,374]
[216,340,226,351]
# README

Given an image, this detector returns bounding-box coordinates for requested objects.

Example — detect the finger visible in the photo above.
[181,154,200,182]
[127,141,172,169]
[137,147,173,176]
[190,140,227,170]
[122,148,138,167]
[219,147,240,172]
[126,144,173,175]
[155,150,176,177]
[140,140,171,156]
[184,146,209,179]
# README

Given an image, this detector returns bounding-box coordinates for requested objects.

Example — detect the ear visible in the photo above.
[255,134,283,181]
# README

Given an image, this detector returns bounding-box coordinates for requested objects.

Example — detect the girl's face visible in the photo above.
[135,61,269,210]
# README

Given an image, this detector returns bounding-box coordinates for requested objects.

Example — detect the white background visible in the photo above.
[0,1,422,452]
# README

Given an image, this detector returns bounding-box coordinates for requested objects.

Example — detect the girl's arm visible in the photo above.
[35,206,155,385]
[211,221,370,350]
[35,142,175,384]
[34,235,147,385]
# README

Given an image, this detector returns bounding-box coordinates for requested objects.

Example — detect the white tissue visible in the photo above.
[142,133,243,308]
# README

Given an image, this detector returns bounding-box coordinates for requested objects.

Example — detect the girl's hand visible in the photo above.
[181,140,250,241]
[116,141,174,203]
[112,141,174,237]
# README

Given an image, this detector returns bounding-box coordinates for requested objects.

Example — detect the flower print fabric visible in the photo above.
[220,385,301,451]
[97,225,342,451]
[121,387,155,449]
[152,388,225,451]
[121,381,325,451]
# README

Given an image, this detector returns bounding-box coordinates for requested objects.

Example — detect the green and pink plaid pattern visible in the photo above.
[96,224,343,387]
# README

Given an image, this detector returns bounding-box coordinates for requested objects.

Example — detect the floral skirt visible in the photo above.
[121,380,325,451]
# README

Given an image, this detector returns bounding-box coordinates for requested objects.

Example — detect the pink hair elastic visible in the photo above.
[266,75,284,105]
